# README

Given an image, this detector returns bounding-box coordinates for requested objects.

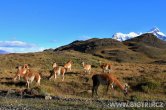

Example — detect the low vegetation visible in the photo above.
[0,50,165,109]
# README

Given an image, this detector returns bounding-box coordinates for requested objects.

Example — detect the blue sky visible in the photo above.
[0,0,165,53]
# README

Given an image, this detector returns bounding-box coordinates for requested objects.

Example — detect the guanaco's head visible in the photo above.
[123,83,129,96]
[52,62,57,68]
[68,60,73,64]
[81,62,85,65]
[16,65,28,75]
[15,65,22,70]
[13,65,25,81]
[23,64,30,69]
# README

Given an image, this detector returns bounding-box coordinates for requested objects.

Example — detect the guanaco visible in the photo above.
[82,62,91,74]
[64,60,72,72]
[49,62,66,81]
[99,61,112,73]
[23,69,41,89]
[13,64,41,88]
[92,73,128,97]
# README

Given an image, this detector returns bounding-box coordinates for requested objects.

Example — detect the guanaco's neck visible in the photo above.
[109,75,124,91]
[114,78,125,90]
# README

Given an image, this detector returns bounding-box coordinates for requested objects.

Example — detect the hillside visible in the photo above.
[54,34,166,63]
[54,38,124,53]
[124,33,166,59]
[0,49,166,109]
[0,51,166,97]
[54,38,150,63]
[124,33,166,48]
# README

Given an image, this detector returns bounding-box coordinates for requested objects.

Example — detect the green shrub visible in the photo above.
[141,80,160,93]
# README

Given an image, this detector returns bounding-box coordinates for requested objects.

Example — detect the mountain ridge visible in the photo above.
[124,33,166,49]
[0,50,9,54]
[54,38,124,54]
[112,27,166,41]
[53,33,166,62]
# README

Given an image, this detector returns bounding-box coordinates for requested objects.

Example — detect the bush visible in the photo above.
[132,78,161,93]
[140,81,160,93]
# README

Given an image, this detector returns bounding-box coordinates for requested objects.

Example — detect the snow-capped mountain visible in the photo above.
[112,32,140,41]
[112,27,166,41]
[148,27,166,41]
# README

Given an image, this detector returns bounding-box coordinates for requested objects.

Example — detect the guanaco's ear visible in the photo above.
[16,65,22,70]
[23,64,30,69]
[70,60,73,63]
[24,64,31,67]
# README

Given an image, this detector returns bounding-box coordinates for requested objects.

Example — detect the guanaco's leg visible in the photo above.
[61,68,66,81]
[54,73,57,80]
[106,83,110,95]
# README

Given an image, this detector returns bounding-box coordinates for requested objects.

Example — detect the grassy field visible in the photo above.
[0,50,165,109]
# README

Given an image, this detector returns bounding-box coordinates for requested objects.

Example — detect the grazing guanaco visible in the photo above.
[82,62,91,74]
[49,63,66,81]
[13,64,41,89]
[64,60,72,71]
[99,61,112,73]
[92,73,128,97]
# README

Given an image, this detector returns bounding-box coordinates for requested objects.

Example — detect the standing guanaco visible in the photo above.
[64,60,72,72]
[82,62,91,74]
[49,62,66,81]
[99,61,112,73]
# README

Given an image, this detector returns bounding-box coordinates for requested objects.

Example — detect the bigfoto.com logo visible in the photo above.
[103,101,165,108]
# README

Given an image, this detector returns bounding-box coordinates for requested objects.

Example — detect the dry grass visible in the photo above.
[0,50,166,102]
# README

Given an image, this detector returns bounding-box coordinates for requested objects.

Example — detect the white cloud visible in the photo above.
[0,41,35,48]
[0,40,46,53]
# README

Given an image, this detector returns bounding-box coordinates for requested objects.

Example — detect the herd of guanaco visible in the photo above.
[13,60,129,97]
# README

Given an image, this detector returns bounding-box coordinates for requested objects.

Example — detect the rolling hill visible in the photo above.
[54,38,124,53]
[124,33,166,59]
[54,33,166,63]
[124,33,166,48]
[53,38,147,63]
